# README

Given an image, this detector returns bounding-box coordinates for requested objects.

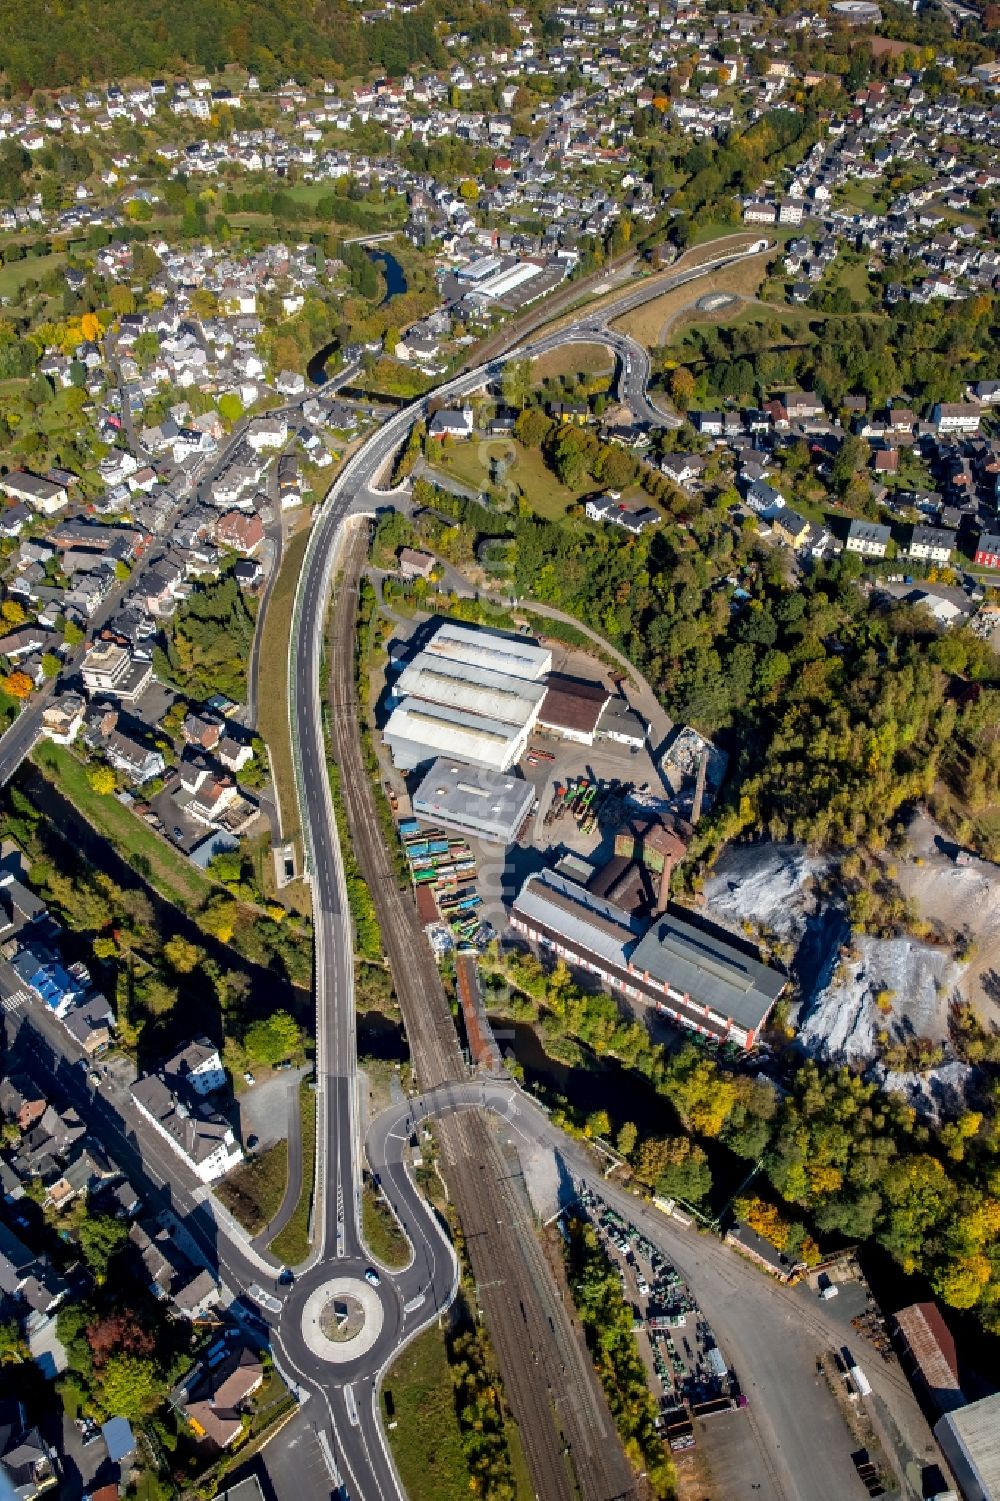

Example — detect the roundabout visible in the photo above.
[300,1274,386,1364]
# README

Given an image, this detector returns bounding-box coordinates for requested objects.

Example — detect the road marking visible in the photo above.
[403,1294,425,1314]
[315,1425,343,1485]
[1,989,29,1013]
[344,1385,359,1426]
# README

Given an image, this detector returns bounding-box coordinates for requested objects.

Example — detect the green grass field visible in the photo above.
[256,525,311,855]
[429,437,589,519]
[0,251,67,298]
[215,1141,288,1234]
[269,1075,317,1265]
[383,1325,473,1501]
[362,1179,410,1269]
[32,740,214,910]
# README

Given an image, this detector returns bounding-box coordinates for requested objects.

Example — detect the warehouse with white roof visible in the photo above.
[423,621,551,681]
[395,656,546,731]
[383,620,552,772]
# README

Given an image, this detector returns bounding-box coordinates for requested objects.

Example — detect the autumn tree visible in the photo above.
[88,765,116,795]
[2,671,32,699]
[669,367,695,409]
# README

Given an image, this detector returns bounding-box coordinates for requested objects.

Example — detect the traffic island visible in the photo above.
[300,1275,384,1363]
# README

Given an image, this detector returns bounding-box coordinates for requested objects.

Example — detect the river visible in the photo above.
[307,245,408,385]
[493,1016,749,1212]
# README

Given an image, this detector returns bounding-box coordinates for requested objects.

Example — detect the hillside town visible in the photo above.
[1,0,1000,1499]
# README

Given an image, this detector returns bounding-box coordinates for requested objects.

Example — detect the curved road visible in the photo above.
[264,236,775,1500]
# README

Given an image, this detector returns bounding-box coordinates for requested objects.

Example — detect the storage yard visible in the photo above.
[574,1185,746,1437]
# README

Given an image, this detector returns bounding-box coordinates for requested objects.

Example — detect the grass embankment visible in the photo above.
[269,1075,317,1265]
[216,1142,289,1235]
[32,741,214,910]
[384,1317,536,1501]
[256,525,311,857]
[530,342,615,382]
[384,1326,473,1501]
[362,1177,410,1269]
[612,249,772,350]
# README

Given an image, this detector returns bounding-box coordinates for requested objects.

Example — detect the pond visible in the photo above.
[357,1009,408,1063]
[307,246,408,385]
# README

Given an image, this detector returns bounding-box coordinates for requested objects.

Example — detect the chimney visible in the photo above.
[691,746,709,826]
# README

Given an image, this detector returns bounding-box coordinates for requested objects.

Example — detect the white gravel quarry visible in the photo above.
[702,842,969,1099]
[796,935,964,1065]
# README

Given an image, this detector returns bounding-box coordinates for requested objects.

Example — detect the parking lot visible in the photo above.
[576,1186,746,1448]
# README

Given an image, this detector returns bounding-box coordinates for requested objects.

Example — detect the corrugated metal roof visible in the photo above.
[398,654,545,727]
[512,870,642,971]
[385,699,524,771]
[631,914,785,1032]
[938,1394,1000,1495]
[425,621,551,681]
[894,1303,963,1406]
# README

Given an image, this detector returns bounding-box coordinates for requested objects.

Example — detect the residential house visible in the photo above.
[846,519,891,557]
[398,548,436,580]
[130,1071,241,1186]
[40,692,85,746]
[0,473,69,516]
[162,1039,226,1097]
[784,390,823,420]
[932,402,981,433]
[103,728,164,785]
[62,993,115,1055]
[128,1220,220,1319]
[772,508,812,550]
[974,531,1000,568]
[215,512,264,556]
[907,525,956,564]
[176,1347,263,1450]
[81,640,152,703]
[0,1399,58,1501]
[0,1075,47,1132]
[427,408,474,439]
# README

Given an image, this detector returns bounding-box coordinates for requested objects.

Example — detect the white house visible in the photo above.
[428,408,474,439]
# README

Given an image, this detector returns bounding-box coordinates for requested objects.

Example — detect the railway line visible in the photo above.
[326,523,636,1501]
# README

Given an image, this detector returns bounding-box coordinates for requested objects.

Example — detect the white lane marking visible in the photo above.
[404,1294,426,1314]
[345,1384,359,1426]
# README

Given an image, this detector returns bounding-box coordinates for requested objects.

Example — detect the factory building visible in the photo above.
[422,621,551,681]
[412,758,536,845]
[395,656,546,735]
[383,620,551,772]
[385,700,528,772]
[536,673,610,746]
[934,1394,1000,1501]
[510,869,785,1050]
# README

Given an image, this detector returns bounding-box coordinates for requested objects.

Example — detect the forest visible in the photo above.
[0,0,510,90]
[660,292,1000,412]
[482,952,1000,1334]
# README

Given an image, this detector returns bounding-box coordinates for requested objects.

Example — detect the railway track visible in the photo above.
[326,523,636,1501]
